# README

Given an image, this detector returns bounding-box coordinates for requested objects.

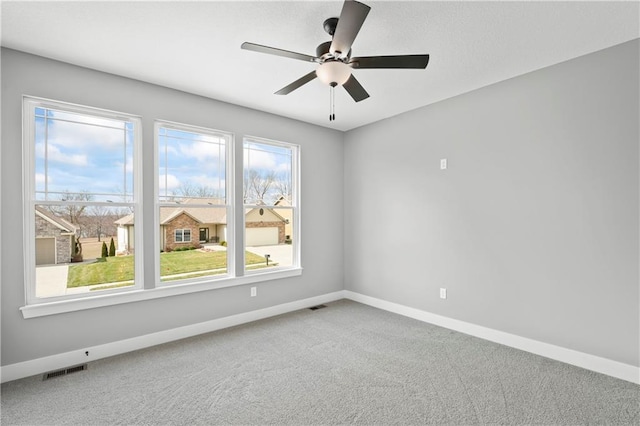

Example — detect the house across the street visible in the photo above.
[115,198,289,253]
[34,206,78,265]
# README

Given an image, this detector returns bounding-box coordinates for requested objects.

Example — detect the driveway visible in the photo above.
[246,244,293,267]
[35,264,69,298]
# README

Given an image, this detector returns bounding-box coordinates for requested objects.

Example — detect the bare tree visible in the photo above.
[88,205,114,241]
[244,169,277,204]
[173,182,221,200]
[243,170,254,203]
[49,191,93,235]
[274,172,292,202]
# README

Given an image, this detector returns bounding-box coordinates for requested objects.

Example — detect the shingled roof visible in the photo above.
[35,206,77,233]
[114,198,288,226]
[115,198,228,226]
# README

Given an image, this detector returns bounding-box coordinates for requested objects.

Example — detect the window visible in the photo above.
[21,99,301,317]
[174,229,192,243]
[243,137,299,271]
[23,97,142,304]
[156,121,231,284]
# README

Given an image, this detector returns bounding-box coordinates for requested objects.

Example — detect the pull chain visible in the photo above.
[332,85,335,121]
[329,82,337,121]
[329,86,332,121]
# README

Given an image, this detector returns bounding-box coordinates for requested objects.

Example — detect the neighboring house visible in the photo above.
[245,206,289,246]
[274,196,293,241]
[34,207,78,265]
[115,198,288,253]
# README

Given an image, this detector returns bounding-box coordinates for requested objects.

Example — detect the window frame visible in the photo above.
[154,120,235,287]
[174,229,192,243]
[242,136,301,273]
[19,104,303,319]
[22,96,144,306]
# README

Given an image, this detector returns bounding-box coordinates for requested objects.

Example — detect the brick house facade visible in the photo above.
[163,212,202,252]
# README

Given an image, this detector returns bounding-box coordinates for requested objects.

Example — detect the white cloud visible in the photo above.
[178,141,223,162]
[35,142,88,166]
[191,174,226,191]
[159,145,179,158]
[244,149,276,170]
[244,149,291,175]
[159,173,181,190]
[115,157,134,173]
[48,114,126,151]
[35,173,51,185]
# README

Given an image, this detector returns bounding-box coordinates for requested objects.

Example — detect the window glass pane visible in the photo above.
[157,123,230,284]
[33,108,133,202]
[158,127,226,204]
[35,204,135,298]
[243,139,297,272]
[159,204,228,282]
[244,207,294,270]
[243,141,292,205]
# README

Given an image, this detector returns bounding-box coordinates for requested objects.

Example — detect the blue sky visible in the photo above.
[35,107,133,202]
[158,126,227,202]
[35,107,292,205]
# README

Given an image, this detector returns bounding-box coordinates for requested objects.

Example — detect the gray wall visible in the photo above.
[1,48,344,366]
[3,40,638,369]
[344,40,639,367]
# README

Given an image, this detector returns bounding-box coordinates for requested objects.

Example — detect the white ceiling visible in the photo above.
[2,1,638,131]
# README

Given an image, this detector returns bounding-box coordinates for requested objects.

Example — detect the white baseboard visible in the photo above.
[0,290,346,384]
[4,290,637,385]
[344,290,639,384]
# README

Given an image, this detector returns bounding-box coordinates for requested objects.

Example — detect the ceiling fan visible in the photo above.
[241,0,430,121]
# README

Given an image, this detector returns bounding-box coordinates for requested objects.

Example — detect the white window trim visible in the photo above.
[154,120,235,287]
[174,229,192,243]
[19,106,303,319]
[19,268,302,318]
[22,96,144,306]
[243,135,301,270]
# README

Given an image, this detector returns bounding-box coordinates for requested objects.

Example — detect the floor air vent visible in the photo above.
[309,304,327,311]
[43,364,88,380]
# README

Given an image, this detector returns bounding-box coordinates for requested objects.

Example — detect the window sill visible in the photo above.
[20,268,303,319]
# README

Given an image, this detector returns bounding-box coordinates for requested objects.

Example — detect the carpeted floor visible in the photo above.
[1,299,639,425]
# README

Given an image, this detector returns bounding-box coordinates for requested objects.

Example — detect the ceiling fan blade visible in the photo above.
[350,54,430,69]
[275,71,318,95]
[241,42,318,63]
[330,0,371,58]
[343,74,369,102]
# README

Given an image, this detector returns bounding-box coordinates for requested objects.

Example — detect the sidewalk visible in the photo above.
[35,244,292,297]
[35,264,69,298]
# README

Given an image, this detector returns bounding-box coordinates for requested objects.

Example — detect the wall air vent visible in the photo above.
[43,364,88,380]
[309,304,327,311]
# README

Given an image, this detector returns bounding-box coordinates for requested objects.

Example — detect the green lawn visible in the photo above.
[68,250,270,288]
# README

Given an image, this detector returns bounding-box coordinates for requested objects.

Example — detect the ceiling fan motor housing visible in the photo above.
[316,41,350,62]
[323,17,339,36]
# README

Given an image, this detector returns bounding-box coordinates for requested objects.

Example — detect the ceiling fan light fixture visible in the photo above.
[316,61,352,86]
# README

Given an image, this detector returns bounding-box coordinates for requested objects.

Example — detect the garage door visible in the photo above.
[246,227,278,246]
[36,238,56,265]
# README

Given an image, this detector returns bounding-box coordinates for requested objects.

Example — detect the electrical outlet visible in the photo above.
[250,287,257,297]
[440,288,447,299]
[440,158,448,170]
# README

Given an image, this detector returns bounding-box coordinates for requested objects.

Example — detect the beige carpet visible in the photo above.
[2,300,638,424]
